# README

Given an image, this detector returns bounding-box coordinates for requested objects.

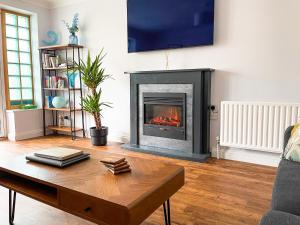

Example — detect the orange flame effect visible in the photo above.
[148,106,181,127]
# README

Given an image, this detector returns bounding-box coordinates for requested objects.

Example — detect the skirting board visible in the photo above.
[211,147,281,167]
[8,129,44,141]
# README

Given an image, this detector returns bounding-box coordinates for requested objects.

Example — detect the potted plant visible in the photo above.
[75,50,111,146]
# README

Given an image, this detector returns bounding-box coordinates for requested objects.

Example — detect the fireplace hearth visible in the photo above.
[123,69,214,162]
[143,92,186,140]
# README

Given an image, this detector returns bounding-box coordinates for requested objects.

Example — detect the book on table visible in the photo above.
[26,147,90,168]
[34,147,83,160]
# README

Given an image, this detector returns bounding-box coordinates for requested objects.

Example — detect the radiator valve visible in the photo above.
[216,136,221,159]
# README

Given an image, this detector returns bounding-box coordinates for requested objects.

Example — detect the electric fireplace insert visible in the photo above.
[143,92,186,140]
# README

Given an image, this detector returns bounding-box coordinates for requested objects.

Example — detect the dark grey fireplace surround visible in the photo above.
[122,69,214,162]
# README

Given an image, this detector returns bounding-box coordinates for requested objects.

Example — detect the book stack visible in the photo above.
[100,157,131,175]
[42,54,60,68]
[44,76,68,89]
[26,147,90,168]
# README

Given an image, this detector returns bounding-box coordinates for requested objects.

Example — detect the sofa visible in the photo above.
[260,126,300,225]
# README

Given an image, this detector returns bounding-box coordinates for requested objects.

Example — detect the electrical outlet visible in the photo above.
[210,105,218,120]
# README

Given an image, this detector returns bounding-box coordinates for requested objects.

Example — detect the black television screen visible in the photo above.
[127,0,215,53]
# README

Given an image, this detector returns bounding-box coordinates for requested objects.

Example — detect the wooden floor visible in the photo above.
[0,136,277,225]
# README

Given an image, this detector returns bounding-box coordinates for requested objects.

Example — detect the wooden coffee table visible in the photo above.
[0,147,184,225]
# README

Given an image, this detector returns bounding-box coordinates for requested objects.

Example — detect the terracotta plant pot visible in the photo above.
[90,126,108,146]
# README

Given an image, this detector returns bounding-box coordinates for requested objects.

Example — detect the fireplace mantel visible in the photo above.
[124,68,214,75]
[123,69,214,162]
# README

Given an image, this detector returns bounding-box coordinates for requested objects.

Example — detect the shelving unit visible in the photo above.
[39,44,85,140]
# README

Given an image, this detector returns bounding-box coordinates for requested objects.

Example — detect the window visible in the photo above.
[1,10,34,109]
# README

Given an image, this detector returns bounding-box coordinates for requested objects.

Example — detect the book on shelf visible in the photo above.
[45,96,50,108]
[44,75,68,89]
[42,53,65,69]
[42,53,52,68]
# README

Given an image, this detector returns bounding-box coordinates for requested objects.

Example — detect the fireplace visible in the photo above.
[143,93,186,140]
[123,69,214,162]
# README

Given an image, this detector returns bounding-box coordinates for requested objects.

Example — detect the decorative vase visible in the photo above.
[69,33,78,45]
[68,72,78,88]
[52,96,67,108]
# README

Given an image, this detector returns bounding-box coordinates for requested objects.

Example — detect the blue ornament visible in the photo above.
[52,96,67,108]
[42,31,59,46]
[68,72,78,88]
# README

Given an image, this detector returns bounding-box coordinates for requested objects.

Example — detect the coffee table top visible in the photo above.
[0,146,185,208]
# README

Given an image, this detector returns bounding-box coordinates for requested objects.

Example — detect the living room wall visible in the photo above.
[48,0,300,166]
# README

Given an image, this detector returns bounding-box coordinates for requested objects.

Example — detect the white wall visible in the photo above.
[47,0,300,166]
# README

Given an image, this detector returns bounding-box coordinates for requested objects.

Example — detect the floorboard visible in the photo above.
[0,135,277,225]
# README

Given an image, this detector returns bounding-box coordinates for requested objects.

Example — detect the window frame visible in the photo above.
[1,9,34,109]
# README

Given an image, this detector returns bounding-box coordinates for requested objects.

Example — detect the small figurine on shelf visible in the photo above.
[63,13,79,45]
[58,115,65,127]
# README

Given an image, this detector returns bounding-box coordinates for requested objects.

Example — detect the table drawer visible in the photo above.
[59,189,127,225]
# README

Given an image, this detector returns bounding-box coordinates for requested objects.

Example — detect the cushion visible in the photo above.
[260,210,300,225]
[272,159,300,216]
[283,124,300,162]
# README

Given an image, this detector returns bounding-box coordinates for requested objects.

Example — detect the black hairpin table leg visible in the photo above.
[163,199,171,225]
[9,190,16,225]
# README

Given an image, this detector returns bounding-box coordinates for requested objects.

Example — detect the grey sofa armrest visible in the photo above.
[272,159,300,216]
[260,210,300,225]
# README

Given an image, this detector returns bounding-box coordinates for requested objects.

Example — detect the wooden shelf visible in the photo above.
[43,67,68,70]
[39,44,84,51]
[44,107,82,112]
[43,88,81,91]
[47,126,83,133]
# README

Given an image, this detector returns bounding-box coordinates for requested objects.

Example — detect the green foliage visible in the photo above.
[81,90,112,116]
[75,50,110,91]
[75,49,112,129]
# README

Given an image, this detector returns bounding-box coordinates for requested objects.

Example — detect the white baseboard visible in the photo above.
[211,147,281,167]
[8,129,44,141]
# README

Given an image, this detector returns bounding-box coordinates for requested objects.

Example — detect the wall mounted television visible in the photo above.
[127,0,215,53]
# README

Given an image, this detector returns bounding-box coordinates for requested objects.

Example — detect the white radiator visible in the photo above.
[220,101,300,153]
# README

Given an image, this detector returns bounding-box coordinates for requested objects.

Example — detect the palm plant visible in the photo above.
[75,50,111,130]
